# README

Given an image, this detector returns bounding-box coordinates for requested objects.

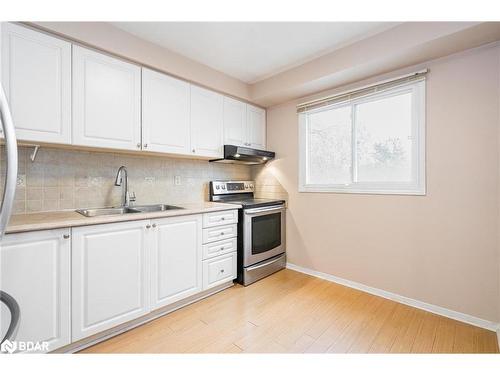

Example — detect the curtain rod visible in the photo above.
[297,69,428,113]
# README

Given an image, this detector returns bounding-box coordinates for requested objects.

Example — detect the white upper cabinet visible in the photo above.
[150,215,203,310]
[142,68,191,154]
[1,24,264,157]
[190,85,224,158]
[71,220,150,341]
[223,96,247,147]
[0,229,71,353]
[246,104,266,150]
[223,97,267,150]
[1,23,71,144]
[72,45,141,151]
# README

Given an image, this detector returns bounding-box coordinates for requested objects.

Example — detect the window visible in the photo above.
[299,80,425,195]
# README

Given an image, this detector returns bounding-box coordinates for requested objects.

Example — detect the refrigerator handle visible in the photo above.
[0,84,18,238]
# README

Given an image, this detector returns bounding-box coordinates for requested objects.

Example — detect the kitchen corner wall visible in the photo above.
[0,146,252,214]
[256,44,500,323]
[252,164,289,202]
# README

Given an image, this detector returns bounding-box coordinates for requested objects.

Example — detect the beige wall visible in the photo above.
[28,22,251,102]
[255,44,500,322]
[29,22,500,109]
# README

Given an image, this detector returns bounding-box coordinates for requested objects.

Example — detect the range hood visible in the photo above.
[210,145,275,165]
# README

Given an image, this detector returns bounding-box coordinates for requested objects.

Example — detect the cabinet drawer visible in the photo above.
[202,252,237,290]
[202,224,237,244]
[202,210,238,228]
[202,237,237,260]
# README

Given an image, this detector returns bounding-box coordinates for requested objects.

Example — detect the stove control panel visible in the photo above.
[210,180,254,195]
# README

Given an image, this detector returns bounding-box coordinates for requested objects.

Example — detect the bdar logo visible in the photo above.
[0,339,17,354]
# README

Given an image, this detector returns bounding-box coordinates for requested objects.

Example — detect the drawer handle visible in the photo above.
[220,232,224,236]
[220,247,224,251]
[220,269,225,273]
[63,234,70,239]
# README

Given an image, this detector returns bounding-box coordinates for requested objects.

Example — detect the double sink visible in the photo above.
[76,204,184,217]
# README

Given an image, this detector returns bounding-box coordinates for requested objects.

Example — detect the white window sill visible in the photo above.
[298,186,426,196]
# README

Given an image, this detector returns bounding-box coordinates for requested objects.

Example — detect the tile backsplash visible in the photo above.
[252,164,289,202]
[0,146,252,215]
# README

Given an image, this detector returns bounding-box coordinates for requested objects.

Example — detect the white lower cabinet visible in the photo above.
[71,220,150,341]
[0,210,238,350]
[202,209,238,228]
[0,229,71,353]
[202,252,237,290]
[202,237,237,260]
[201,211,238,290]
[202,224,237,244]
[150,215,203,310]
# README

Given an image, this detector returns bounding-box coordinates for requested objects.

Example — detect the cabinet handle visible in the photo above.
[220,247,224,250]
[192,149,196,153]
[221,217,225,221]
[137,143,141,149]
[152,223,157,228]
[220,269,225,273]
[146,224,151,229]
[220,232,224,236]
[63,234,70,239]
[144,144,148,148]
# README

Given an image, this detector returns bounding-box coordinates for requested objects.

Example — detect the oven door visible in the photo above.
[243,204,285,267]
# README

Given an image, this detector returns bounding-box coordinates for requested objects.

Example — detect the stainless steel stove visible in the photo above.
[209,180,286,285]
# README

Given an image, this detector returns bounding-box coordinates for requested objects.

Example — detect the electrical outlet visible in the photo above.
[174,176,181,186]
[17,174,26,187]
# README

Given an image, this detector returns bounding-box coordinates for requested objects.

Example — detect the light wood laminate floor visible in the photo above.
[80,269,499,353]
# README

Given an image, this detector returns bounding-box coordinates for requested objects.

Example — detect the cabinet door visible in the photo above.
[150,215,202,310]
[190,85,223,157]
[246,104,266,150]
[223,96,247,147]
[142,68,191,154]
[1,23,71,144]
[202,252,237,290]
[0,229,71,353]
[72,220,150,341]
[72,45,141,151]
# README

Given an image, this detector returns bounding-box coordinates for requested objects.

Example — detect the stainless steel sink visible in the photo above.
[76,204,184,217]
[132,204,184,212]
[76,207,142,217]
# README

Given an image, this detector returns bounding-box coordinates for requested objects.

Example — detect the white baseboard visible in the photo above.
[286,262,500,332]
[497,329,500,350]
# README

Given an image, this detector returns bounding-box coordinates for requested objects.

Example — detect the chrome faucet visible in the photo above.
[114,166,136,207]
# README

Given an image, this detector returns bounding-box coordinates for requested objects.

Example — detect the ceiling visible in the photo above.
[111,22,397,83]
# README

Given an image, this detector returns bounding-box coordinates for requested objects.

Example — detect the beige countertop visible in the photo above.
[5,202,241,234]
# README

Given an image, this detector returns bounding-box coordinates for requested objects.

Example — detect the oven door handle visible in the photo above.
[244,205,285,215]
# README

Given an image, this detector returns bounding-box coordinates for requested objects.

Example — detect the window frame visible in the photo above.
[298,80,426,195]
